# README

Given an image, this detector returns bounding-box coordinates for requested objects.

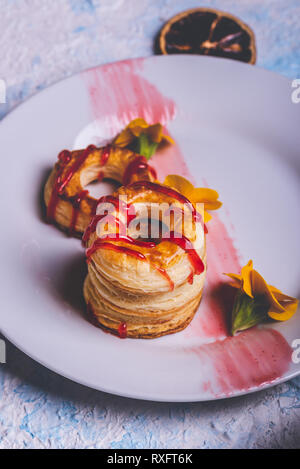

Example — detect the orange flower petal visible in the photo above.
[192,187,219,200]
[272,291,298,302]
[164,176,221,223]
[203,200,223,210]
[225,260,298,324]
[268,299,298,321]
[113,128,134,147]
[241,260,254,298]
[127,118,148,130]
[146,124,163,143]
[251,269,285,312]
[162,133,175,145]
[114,118,175,150]
[163,175,195,199]
[191,188,222,211]
[204,210,212,223]
[130,125,150,137]
[268,284,282,294]
[225,273,243,289]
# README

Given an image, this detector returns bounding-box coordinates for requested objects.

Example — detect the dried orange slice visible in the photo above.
[157,8,256,64]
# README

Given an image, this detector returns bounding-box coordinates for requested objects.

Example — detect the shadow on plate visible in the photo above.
[50,252,88,319]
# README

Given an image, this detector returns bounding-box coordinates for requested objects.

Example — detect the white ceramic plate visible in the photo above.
[0,56,299,402]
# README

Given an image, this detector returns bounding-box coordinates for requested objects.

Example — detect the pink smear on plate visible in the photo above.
[151,132,191,181]
[185,214,242,340]
[83,58,176,137]
[83,58,292,395]
[189,328,292,396]
[153,142,241,340]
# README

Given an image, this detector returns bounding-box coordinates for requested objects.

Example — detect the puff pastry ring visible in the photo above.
[83,180,206,339]
[44,144,157,237]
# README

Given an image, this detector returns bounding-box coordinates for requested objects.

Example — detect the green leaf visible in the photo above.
[231,290,269,335]
[133,133,158,160]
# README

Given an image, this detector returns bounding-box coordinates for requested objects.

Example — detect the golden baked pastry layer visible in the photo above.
[84,272,204,339]
[44,144,156,236]
[83,181,206,339]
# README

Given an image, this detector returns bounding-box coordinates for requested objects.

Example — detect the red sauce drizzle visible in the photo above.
[85,185,204,291]
[83,214,104,244]
[188,271,194,284]
[86,241,147,262]
[118,322,127,339]
[83,195,136,243]
[47,150,71,221]
[68,190,88,236]
[85,220,203,289]
[88,302,128,339]
[86,238,174,290]
[151,264,174,291]
[163,206,207,235]
[100,233,156,248]
[83,214,126,244]
[47,145,97,222]
[100,144,111,166]
[58,149,72,164]
[123,156,157,186]
[129,181,202,223]
[86,235,156,261]
[95,195,132,214]
[164,231,204,276]
[97,146,111,181]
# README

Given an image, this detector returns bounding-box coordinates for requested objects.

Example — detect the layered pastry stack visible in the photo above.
[83,181,206,339]
[44,118,216,339]
[43,116,298,340]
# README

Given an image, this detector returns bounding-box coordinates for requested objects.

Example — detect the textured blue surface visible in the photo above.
[0,0,300,449]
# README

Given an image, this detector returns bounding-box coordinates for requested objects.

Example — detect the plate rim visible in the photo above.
[0,54,299,402]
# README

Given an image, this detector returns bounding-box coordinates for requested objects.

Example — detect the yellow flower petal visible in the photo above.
[272,291,298,302]
[202,200,223,211]
[191,188,222,210]
[130,124,150,138]
[268,284,281,293]
[164,175,195,199]
[251,269,285,312]
[162,133,175,145]
[204,210,212,223]
[113,118,150,147]
[113,128,134,147]
[241,260,254,298]
[192,187,219,200]
[127,118,148,130]
[268,299,298,321]
[225,260,255,298]
[226,273,243,289]
[225,259,298,323]
[114,118,175,151]
[164,176,222,223]
[146,124,163,143]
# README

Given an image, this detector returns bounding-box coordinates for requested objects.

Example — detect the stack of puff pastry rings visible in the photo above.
[44,125,208,339]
